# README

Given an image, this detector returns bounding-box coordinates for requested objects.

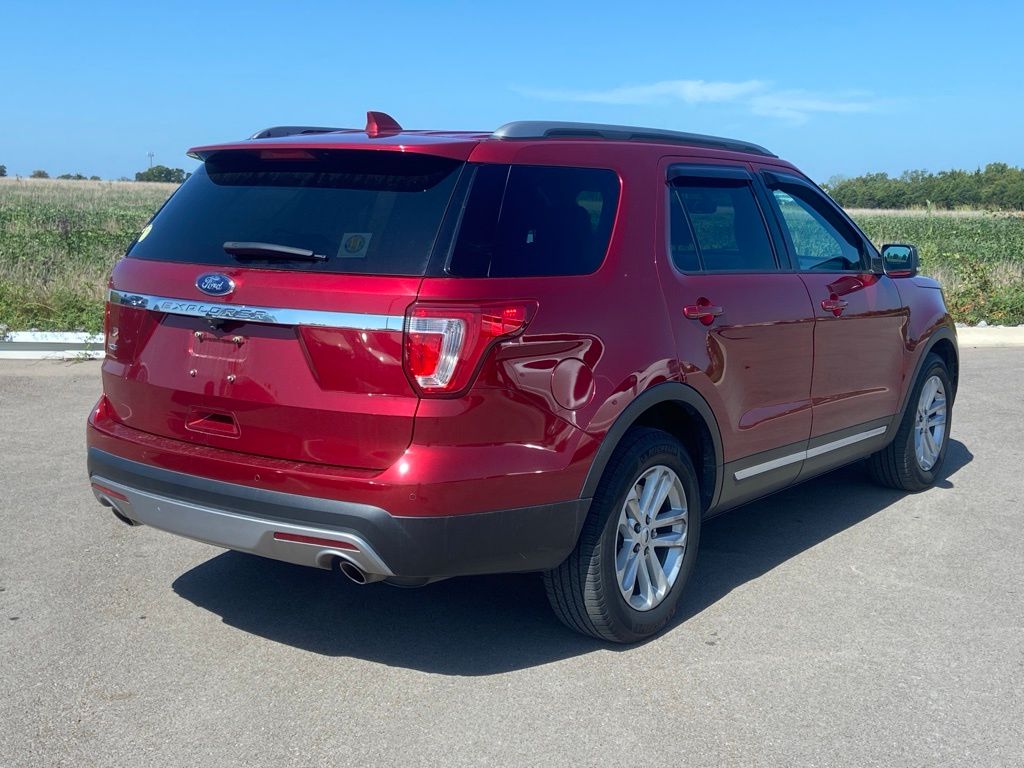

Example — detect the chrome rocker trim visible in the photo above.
[91,475,395,577]
[734,426,888,481]
[108,289,405,331]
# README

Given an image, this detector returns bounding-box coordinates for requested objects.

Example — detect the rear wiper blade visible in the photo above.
[223,241,327,261]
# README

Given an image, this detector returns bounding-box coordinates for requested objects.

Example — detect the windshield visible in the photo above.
[127,149,464,275]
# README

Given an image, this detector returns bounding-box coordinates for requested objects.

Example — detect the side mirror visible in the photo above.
[881,243,918,277]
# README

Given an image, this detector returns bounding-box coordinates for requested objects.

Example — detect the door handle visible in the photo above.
[821,296,849,316]
[683,298,724,326]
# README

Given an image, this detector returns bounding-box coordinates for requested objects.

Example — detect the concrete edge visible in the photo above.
[4,331,104,344]
[0,349,104,360]
[955,327,1024,348]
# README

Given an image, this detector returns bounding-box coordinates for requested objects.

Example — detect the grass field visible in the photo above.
[0,178,175,332]
[1,177,1023,332]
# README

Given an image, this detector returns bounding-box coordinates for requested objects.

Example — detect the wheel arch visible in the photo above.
[580,382,724,515]
[928,336,959,397]
[894,326,959,428]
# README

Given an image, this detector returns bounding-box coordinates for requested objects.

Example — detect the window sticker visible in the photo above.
[339,232,372,259]
[137,223,153,242]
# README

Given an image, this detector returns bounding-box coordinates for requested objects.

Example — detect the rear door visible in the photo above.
[102,148,466,470]
[756,168,906,476]
[657,161,816,508]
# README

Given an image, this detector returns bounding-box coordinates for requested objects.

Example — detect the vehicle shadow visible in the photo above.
[172,440,972,675]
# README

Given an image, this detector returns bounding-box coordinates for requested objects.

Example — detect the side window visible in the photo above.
[668,180,776,272]
[667,189,699,272]
[766,180,866,272]
[448,164,620,277]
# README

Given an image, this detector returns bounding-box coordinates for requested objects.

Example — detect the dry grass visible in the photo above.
[847,207,1024,219]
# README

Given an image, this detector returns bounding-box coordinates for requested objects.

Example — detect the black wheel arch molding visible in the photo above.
[579,381,725,516]
[891,325,959,433]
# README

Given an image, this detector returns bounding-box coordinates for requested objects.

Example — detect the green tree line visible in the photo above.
[824,163,1024,210]
[0,165,186,182]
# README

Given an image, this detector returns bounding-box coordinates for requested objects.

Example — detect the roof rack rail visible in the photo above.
[491,121,776,157]
[249,125,348,140]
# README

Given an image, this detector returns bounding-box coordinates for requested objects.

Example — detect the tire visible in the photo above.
[544,427,702,643]
[869,353,953,492]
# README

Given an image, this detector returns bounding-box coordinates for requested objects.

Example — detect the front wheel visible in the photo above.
[869,353,953,491]
[544,428,701,643]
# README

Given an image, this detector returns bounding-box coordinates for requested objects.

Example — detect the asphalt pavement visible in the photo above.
[1,348,1022,767]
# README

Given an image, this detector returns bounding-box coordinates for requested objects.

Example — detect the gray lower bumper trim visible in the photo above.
[92,476,394,575]
[87,448,590,579]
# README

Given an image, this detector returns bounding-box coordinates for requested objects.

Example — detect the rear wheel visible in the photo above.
[544,428,701,643]
[869,353,953,491]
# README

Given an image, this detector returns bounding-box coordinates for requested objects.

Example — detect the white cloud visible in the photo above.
[514,79,880,123]
[749,90,878,123]
[514,79,766,106]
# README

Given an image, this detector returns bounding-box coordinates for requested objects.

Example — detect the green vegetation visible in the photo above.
[0,178,175,332]
[54,172,102,181]
[0,178,1022,333]
[135,165,186,183]
[851,209,1024,325]
[825,163,1024,210]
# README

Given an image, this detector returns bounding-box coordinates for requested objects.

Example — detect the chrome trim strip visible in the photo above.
[734,426,887,481]
[805,426,887,459]
[732,451,805,481]
[108,289,405,331]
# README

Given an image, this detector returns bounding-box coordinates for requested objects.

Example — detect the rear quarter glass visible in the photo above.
[447,164,620,278]
[127,150,464,276]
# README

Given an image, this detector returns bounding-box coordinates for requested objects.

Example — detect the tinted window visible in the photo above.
[667,189,700,272]
[128,150,463,275]
[767,182,866,272]
[669,181,776,272]
[448,164,619,277]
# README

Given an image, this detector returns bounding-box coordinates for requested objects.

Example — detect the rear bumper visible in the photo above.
[88,448,590,580]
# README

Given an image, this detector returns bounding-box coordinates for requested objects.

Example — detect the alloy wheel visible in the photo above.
[615,465,688,611]
[914,374,947,471]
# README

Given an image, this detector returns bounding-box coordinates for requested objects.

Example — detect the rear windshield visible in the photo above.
[128,150,464,275]
[448,164,620,277]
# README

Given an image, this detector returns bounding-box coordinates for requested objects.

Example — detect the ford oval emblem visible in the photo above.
[196,273,235,297]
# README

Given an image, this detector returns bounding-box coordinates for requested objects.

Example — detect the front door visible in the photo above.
[757,168,906,478]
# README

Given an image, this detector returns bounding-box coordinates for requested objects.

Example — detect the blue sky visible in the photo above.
[2,0,1022,182]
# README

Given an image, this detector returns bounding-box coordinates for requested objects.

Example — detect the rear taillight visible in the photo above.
[104,300,122,360]
[403,302,537,395]
[103,301,119,357]
[103,298,158,363]
[406,316,465,387]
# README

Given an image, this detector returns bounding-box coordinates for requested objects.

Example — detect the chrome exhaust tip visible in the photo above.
[109,506,139,527]
[337,558,383,585]
[91,481,139,526]
[94,492,138,526]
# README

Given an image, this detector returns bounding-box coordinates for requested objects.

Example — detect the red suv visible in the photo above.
[87,113,958,642]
